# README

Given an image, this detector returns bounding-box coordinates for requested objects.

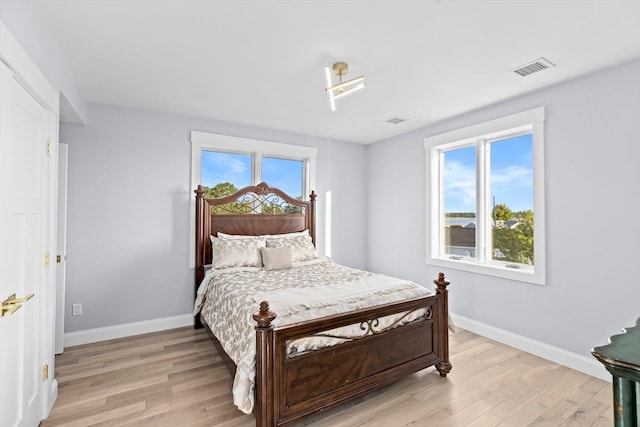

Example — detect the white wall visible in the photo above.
[60,103,367,332]
[366,59,640,359]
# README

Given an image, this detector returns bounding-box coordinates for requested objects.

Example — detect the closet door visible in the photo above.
[0,61,49,427]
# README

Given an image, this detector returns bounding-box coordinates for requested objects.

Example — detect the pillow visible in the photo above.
[218,229,309,240]
[210,235,218,258]
[266,234,316,262]
[212,236,265,269]
[260,247,294,271]
[267,229,309,239]
[216,232,255,240]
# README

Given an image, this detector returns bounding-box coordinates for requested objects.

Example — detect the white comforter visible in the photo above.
[194,257,432,414]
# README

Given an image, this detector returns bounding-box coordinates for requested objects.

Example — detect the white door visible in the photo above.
[0,61,50,426]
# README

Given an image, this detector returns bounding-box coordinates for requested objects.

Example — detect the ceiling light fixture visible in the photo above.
[325,62,366,111]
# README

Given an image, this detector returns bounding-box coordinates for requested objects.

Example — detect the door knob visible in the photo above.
[1,293,34,318]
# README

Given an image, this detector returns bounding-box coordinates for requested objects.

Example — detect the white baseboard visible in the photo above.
[450,313,610,382]
[64,314,194,348]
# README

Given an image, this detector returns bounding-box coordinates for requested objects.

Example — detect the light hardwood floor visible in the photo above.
[42,327,613,427]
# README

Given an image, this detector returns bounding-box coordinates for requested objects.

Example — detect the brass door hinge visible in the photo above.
[46,140,53,157]
[42,364,48,381]
[44,252,50,268]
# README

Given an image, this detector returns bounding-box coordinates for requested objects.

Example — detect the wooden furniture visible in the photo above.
[194,182,451,427]
[592,317,640,427]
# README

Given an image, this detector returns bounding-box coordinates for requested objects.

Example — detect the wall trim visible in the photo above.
[450,313,610,382]
[64,314,193,348]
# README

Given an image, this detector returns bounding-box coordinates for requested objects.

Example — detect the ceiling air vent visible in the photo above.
[511,57,555,77]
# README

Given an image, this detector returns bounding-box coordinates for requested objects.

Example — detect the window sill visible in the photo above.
[428,256,545,285]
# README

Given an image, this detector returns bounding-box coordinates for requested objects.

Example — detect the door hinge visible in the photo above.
[46,140,53,156]
[44,252,50,268]
[56,254,61,263]
[42,364,49,381]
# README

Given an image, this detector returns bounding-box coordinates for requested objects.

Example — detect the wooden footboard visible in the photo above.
[253,273,451,427]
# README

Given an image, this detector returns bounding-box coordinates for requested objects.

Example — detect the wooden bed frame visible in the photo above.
[194,183,451,427]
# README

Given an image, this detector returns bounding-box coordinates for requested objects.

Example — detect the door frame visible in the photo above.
[55,143,68,355]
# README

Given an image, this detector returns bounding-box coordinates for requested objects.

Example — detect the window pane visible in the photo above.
[201,151,251,197]
[443,145,476,258]
[262,157,303,199]
[490,134,534,265]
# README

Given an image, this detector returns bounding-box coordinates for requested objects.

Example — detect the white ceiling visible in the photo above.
[34,0,640,145]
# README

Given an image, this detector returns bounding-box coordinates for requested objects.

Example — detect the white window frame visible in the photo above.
[424,107,546,285]
[189,131,317,267]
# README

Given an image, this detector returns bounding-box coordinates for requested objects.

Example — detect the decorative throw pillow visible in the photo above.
[212,237,265,269]
[266,234,316,262]
[260,247,294,271]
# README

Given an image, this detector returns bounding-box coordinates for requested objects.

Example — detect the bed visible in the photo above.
[193,182,451,427]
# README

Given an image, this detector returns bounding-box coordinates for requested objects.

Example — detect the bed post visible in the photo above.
[434,272,452,377]
[309,190,317,246]
[253,301,277,427]
[194,185,205,329]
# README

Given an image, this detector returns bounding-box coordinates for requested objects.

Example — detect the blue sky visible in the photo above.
[201,151,303,198]
[203,136,532,209]
[444,134,533,213]
[201,151,252,189]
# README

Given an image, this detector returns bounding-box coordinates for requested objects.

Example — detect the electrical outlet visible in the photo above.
[72,303,82,316]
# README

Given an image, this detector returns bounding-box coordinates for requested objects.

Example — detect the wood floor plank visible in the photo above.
[42,326,614,427]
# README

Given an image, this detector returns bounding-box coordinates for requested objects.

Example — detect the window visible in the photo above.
[189,131,317,265]
[199,151,306,213]
[425,107,545,285]
[192,131,316,200]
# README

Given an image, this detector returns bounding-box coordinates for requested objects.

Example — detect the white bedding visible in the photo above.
[194,257,433,414]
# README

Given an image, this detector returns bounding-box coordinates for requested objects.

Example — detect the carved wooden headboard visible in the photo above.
[194,182,316,284]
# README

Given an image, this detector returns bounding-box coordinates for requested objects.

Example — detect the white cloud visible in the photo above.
[444,160,476,212]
